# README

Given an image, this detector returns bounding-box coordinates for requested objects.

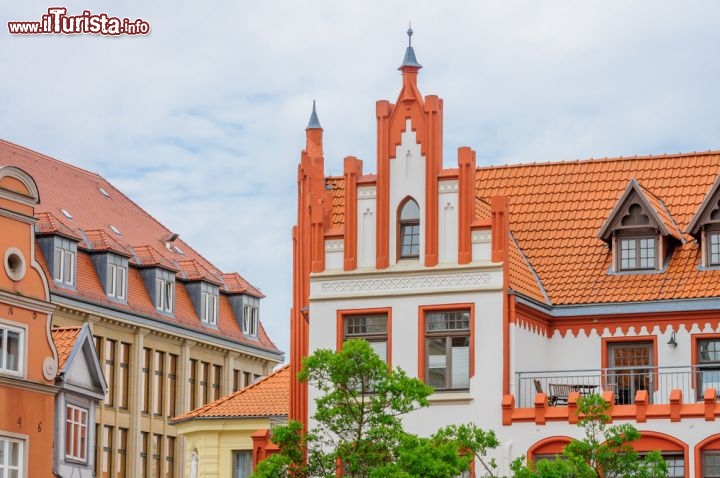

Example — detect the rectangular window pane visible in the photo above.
[233,450,253,478]
[165,436,175,478]
[154,351,165,415]
[102,426,112,478]
[704,451,720,477]
[119,343,130,409]
[152,434,162,478]
[343,314,388,362]
[425,309,471,390]
[142,348,151,413]
[212,365,222,401]
[711,233,720,266]
[427,337,447,389]
[451,337,470,389]
[5,329,21,372]
[168,354,177,417]
[104,339,116,407]
[189,359,198,410]
[140,432,148,478]
[200,362,209,405]
[116,428,127,478]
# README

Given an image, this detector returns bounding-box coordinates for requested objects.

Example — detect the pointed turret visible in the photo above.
[306,100,322,130]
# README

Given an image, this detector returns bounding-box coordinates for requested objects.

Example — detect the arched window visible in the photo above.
[398,198,420,259]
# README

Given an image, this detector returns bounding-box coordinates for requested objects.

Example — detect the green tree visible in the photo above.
[254,339,500,478]
[510,394,668,478]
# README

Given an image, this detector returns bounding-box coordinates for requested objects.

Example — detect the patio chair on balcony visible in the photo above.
[549,383,573,406]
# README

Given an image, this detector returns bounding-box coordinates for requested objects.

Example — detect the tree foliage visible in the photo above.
[254,339,499,478]
[510,394,668,478]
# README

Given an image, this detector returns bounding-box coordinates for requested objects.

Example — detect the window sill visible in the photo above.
[428,391,473,405]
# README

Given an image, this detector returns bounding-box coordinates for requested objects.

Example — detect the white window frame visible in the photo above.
[156,278,173,313]
[65,404,89,462]
[53,246,76,285]
[242,305,250,334]
[0,435,24,477]
[250,307,258,336]
[0,323,24,376]
[108,263,127,300]
[201,291,218,325]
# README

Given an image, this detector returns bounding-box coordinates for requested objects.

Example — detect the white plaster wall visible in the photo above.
[389,119,426,265]
[438,180,459,264]
[472,229,492,263]
[357,186,376,269]
[65,350,94,389]
[308,264,505,471]
[324,239,343,271]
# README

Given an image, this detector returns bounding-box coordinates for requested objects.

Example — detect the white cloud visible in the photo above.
[2,0,719,356]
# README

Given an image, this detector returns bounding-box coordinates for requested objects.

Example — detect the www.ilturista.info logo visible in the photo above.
[8,7,150,35]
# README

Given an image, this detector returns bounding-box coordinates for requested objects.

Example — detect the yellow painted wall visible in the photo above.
[175,418,272,477]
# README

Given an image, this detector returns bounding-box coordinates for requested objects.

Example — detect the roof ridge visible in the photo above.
[0,139,105,180]
[476,150,720,172]
[52,325,82,331]
[510,232,551,306]
[636,182,686,243]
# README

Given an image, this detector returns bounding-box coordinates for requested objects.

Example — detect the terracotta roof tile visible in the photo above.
[476,152,720,305]
[2,139,281,357]
[171,364,289,423]
[52,326,82,372]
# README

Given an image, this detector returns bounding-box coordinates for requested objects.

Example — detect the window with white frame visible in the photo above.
[242,304,258,336]
[156,277,174,313]
[0,436,23,477]
[0,324,23,375]
[65,404,88,462]
[54,240,76,285]
[108,263,127,300]
[201,289,218,325]
[425,309,470,391]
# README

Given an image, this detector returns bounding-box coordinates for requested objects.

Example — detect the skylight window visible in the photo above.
[60,209,74,220]
[109,225,122,236]
[98,187,110,198]
[173,245,184,255]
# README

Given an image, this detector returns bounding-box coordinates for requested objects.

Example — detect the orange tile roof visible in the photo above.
[52,326,82,372]
[320,150,720,306]
[171,365,289,423]
[1,139,280,356]
[477,152,720,305]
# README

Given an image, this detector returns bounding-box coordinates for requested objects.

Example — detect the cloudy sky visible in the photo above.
[2,1,719,357]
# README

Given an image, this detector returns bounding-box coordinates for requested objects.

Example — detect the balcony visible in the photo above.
[515,365,720,408]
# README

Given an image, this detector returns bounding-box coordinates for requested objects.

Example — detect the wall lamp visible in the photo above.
[667,330,678,349]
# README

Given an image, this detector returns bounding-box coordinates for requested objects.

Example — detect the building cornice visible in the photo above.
[310,264,502,301]
[0,374,58,396]
[50,293,284,363]
[0,289,56,314]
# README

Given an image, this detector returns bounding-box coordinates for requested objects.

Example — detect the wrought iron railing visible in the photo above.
[515,365,720,408]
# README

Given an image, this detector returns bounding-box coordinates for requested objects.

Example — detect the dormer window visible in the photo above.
[139,267,176,315]
[398,198,420,259]
[687,177,720,269]
[108,263,127,300]
[200,284,218,325]
[242,304,258,336]
[54,244,76,285]
[598,179,684,273]
[38,236,79,287]
[156,277,173,313]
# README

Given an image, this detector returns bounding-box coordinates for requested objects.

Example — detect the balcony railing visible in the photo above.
[515,365,720,408]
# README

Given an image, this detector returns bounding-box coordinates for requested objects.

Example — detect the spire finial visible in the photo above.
[399,24,422,70]
[306,100,322,130]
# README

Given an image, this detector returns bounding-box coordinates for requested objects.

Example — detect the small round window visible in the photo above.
[4,247,26,282]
